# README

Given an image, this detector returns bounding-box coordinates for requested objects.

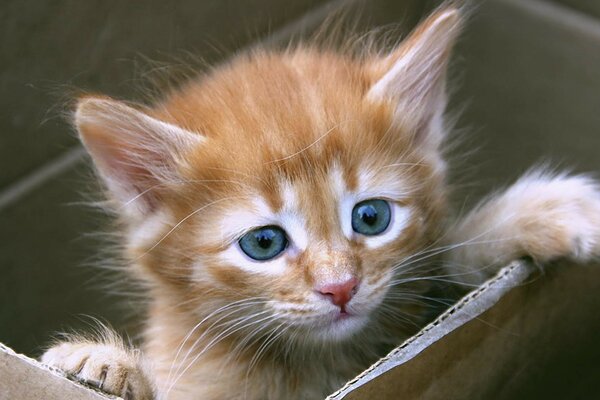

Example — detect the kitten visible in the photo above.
[41,5,600,400]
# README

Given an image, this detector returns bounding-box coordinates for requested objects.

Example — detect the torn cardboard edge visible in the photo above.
[0,342,118,400]
[0,261,536,400]
[326,260,533,399]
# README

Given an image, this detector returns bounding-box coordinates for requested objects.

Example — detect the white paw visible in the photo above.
[446,172,600,286]
[41,342,153,400]
[505,173,600,263]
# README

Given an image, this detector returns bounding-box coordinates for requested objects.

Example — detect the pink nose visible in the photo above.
[317,278,359,308]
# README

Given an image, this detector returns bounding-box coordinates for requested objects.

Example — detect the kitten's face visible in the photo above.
[75,10,459,344]
[192,158,438,343]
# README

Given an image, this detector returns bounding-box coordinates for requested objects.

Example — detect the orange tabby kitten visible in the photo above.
[41,5,600,400]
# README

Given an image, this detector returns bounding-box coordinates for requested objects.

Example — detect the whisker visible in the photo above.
[136,195,245,260]
[246,322,288,377]
[265,121,352,164]
[166,312,280,397]
[169,305,271,386]
[166,298,269,385]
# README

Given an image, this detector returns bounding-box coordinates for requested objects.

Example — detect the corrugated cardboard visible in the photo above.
[1,260,598,399]
[329,260,600,399]
[0,343,116,400]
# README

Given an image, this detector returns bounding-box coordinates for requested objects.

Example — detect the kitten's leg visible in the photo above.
[445,171,600,286]
[41,337,154,400]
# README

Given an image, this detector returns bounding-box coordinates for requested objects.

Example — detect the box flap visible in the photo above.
[329,260,600,399]
[0,343,118,400]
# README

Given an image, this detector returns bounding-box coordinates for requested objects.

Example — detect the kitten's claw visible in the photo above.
[41,342,153,400]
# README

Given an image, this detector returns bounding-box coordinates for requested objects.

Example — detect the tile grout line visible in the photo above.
[503,0,600,39]
[0,0,350,212]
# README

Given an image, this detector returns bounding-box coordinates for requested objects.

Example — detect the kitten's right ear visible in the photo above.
[74,97,204,217]
[367,6,462,144]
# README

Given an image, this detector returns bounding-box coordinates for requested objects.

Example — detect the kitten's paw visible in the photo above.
[41,342,153,400]
[447,172,600,285]
[506,173,600,263]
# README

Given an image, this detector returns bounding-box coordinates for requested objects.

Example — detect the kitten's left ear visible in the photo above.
[367,7,462,142]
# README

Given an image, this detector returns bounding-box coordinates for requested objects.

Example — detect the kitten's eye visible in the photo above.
[352,199,391,236]
[239,226,288,261]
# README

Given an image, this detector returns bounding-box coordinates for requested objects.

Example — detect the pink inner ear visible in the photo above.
[80,121,164,213]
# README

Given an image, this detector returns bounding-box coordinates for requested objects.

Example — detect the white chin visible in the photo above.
[311,314,369,342]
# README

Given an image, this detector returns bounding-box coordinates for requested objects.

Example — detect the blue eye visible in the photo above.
[239,226,288,261]
[352,199,391,236]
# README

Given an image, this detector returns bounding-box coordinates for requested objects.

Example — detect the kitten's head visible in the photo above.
[75,8,460,344]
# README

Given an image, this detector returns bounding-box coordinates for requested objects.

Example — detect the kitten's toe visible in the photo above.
[42,342,153,400]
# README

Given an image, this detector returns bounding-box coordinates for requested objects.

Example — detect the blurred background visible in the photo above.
[1,0,599,391]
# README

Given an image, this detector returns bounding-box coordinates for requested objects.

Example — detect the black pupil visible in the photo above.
[256,230,274,249]
[359,205,378,226]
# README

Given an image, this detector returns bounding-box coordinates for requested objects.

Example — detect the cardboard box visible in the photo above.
[0,343,115,400]
[330,260,600,399]
[3,259,598,399]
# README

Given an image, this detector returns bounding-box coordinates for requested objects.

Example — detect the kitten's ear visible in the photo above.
[75,97,203,216]
[367,7,462,142]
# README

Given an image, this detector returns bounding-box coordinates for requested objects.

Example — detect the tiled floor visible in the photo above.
[1,0,599,362]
